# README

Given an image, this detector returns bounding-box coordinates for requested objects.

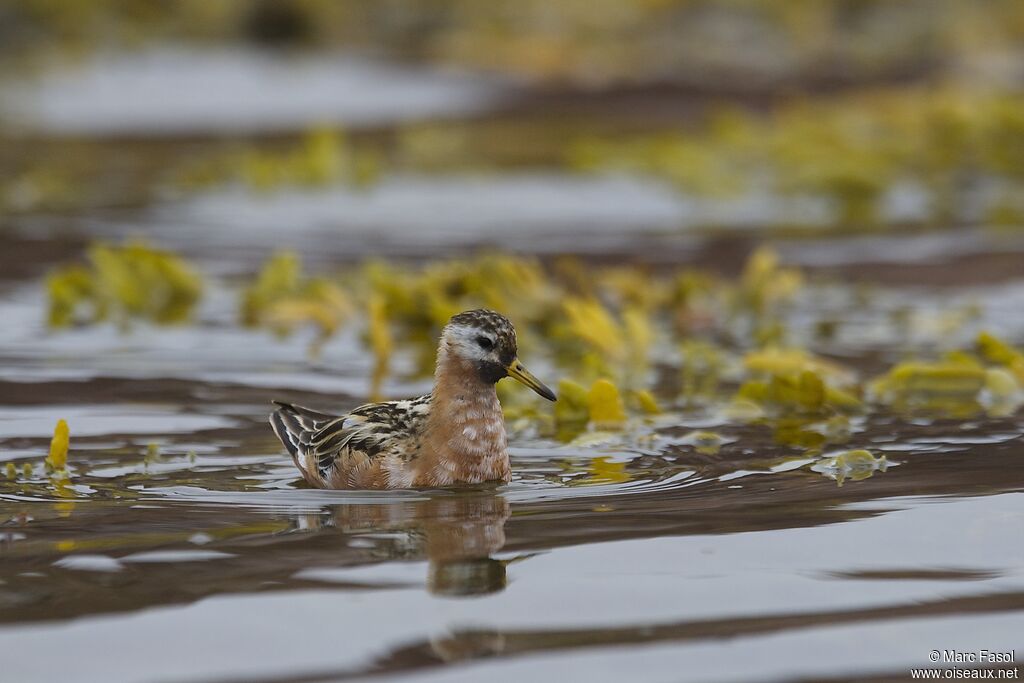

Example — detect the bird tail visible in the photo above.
[269,401,339,485]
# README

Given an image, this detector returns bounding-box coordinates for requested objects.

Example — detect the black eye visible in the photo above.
[476,336,494,350]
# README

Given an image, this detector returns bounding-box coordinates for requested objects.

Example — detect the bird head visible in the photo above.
[439,309,556,401]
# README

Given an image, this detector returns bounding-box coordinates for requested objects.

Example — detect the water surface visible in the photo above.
[1,47,1023,683]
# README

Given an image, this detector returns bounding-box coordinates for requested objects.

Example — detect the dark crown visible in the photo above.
[448,309,517,363]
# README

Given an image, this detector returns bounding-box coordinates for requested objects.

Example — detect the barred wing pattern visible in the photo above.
[270,396,432,483]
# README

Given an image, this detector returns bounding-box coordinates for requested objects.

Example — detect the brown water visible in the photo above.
[2,50,1024,683]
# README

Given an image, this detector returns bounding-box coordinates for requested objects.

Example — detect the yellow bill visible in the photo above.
[506,359,557,401]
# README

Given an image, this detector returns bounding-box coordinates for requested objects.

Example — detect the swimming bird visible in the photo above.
[270,309,556,489]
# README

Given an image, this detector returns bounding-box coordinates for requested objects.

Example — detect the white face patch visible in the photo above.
[442,324,501,364]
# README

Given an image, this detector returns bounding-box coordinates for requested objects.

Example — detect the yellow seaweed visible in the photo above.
[743,348,852,383]
[870,361,986,404]
[679,340,724,402]
[977,331,1024,384]
[680,430,725,455]
[562,297,624,363]
[228,127,378,192]
[47,240,202,328]
[367,295,393,402]
[587,379,627,430]
[45,419,69,472]
[721,398,765,422]
[553,378,590,440]
[241,251,352,355]
[773,418,827,450]
[736,247,803,316]
[812,449,889,486]
[984,368,1020,399]
[737,367,861,416]
[567,88,1024,230]
[47,266,97,327]
[630,390,661,415]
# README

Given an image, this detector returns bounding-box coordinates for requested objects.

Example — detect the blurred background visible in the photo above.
[3,0,1024,258]
[3,3,1024,683]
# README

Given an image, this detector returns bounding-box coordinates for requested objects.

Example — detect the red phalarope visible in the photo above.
[271,309,556,489]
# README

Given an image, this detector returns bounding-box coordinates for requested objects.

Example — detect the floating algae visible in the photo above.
[561,297,627,366]
[44,419,69,473]
[47,240,202,328]
[675,430,727,456]
[241,250,352,354]
[810,450,890,486]
[241,250,301,325]
[735,346,863,418]
[551,378,639,439]
[180,127,381,193]
[743,348,852,384]
[42,243,1024,434]
[557,378,589,428]
[629,390,661,415]
[984,368,1020,398]
[864,334,1024,416]
[869,360,987,413]
[772,417,832,451]
[977,331,1024,384]
[367,295,393,401]
[735,247,803,316]
[567,89,1024,229]
[679,340,725,403]
[586,379,628,430]
[736,369,861,417]
[720,398,765,422]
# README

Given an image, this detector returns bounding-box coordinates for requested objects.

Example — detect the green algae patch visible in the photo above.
[976,331,1023,366]
[679,340,725,404]
[676,430,726,455]
[629,390,661,415]
[586,379,628,430]
[977,331,1024,384]
[735,247,803,316]
[552,381,587,411]
[567,89,1024,230]
[241,251,352,355]
[743,348,851,384]
[367,295,394,402]
[984,367,1020,400]
[561,297,637,377]
[42,242,1022,435]
[45,419,70,473]
[737,369,861,417]
[720,398,765,422]
[811,449,890,486]
[179,128,382,193]
[869,361,988,413]
[48,241,202,328]
[553,379,589,439]
[46,265,96,328]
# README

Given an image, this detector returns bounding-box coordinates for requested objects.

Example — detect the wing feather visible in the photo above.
[270,396,431,481]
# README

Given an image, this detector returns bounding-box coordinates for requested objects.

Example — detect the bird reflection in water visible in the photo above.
[291,490,528,596]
